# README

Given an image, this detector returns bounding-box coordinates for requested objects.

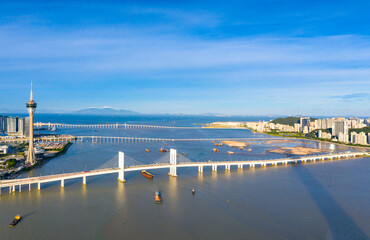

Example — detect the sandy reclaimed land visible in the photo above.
[267,147,327,155]
[222,141,248,148]
[264,139,300,144]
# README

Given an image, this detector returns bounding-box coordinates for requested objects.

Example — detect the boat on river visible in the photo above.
[227,151,234,155]
[9,215,21,227]
[154,191,162,204]
[145,149,151,152]
[213,148,220,152]
[141,170,154,179]
[159,147,168,153]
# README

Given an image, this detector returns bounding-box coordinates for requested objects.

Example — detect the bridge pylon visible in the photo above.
[169,149,177,177]
[118,151,126,182]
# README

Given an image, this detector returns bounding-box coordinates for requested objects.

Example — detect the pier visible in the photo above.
[1,150,368,194]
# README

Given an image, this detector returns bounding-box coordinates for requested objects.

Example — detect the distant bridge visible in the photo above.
[75,136,281,143]
[1,150,368,194]
[0,136,282,143]
[34,122,200,129]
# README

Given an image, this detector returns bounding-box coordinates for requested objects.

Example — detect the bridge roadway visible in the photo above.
[1,151,368,194]
[0,136,282,143]
[77,136,282,142]
[34,122,200,129]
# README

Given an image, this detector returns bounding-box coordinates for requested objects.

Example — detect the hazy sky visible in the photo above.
[0,0,369,116]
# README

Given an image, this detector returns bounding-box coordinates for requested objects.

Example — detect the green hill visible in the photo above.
[271,117,317,126]
[349,126,370,134]
[271,117,300,126]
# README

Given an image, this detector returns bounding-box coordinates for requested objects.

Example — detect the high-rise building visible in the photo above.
[338,132,349,143]
[26,82,37,166]
[2,116,7,133]
[351,132,368,145]
[318,130,322,138]
[18,117,24,135]
[0,115,3,133]
[332,119,348,137]
[7,117,17,133]
[24,117,30,137]
[0,115,28,136]
[300,117,310,132]
[294,123,300,132]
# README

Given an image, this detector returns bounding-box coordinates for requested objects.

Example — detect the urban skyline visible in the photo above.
[0,1,370,115]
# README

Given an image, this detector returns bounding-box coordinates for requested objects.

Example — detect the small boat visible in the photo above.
[212,141,223,146]
[154,191,162,204]
[182,152,188,156]
[159,147,168,153]
[141,170,154,179]
[213,148,220,152]
[192,187,195,195]
[145,149,151,152]
[9,215,21,227]
[227,151,234,155]
[164,143,168,146]
[248,149,252,152]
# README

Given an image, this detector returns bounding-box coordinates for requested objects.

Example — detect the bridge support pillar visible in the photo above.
[118,151,126,183]
[225,165,230,171]
[250,164,255,168]
[29,183,31,191]
[9,186,11,193]
[12,185,15,192]
[83,176,86,186]
[38,182,41,191]
[198,165,203,173]
[169,149,177,177]
[238,164,243,169]
[212,165,217,172]
[19,185,21,192]
[61,179,64,188]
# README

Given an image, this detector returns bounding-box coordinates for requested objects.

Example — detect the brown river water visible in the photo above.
[0,127,369,239]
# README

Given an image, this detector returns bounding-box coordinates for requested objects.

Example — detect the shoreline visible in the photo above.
[1,142,73,180]
[239,126,370,150]
[261,132,370,150]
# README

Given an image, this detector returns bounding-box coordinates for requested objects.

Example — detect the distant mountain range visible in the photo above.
[71,108,234,116]
[73,107,141,115]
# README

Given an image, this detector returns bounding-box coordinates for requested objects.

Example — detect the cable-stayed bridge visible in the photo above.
[1,150,368,195]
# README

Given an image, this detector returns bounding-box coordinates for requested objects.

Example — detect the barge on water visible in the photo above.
[141,170,154,179]
[9,215,21,227]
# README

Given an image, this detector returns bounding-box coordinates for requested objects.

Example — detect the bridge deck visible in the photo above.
[1,152,368,189]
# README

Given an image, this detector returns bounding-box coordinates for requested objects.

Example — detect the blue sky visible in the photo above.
[0,0,369,116]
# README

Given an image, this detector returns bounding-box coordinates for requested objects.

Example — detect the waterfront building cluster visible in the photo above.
[245,117,370,146]
[0,115,30,137]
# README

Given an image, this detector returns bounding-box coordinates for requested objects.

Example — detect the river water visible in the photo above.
[0,115,369,239]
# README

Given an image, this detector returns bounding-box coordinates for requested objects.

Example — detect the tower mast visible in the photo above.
[26,81,37,166]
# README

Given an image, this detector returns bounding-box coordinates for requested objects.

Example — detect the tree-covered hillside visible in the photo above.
[271,117,317,126]
[349,127,370,134]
